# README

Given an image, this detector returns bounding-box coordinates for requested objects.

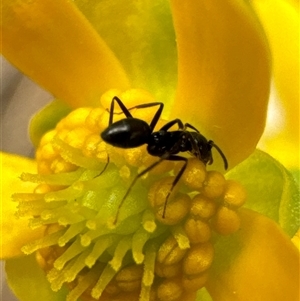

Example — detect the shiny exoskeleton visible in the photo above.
[101,96,228,222]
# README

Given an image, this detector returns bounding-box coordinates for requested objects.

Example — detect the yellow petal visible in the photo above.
[253,0,299,168]
[292,228,300,251]
[1,0,130,108]
[74,0,178,104]
[170,0,271,169]
[206,209,299,301]
[1,152,44,259]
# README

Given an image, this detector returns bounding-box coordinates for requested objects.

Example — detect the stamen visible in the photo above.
[48,267,68,291]
[66,264,101,301]
[155,193,191,225]
[22,229,66,254]
[16,200,64,217]
[115,264,143,292]
[182,272,208,292]
[29,217,57,229]
[12,192,45,202]
[140,245,156,301]
[171,225,190,250]
[142,245,156,287]
[202,170,226,199]
[44,186,84,202]
[184,217,211,244]
[113,213,144,235]
[64,249,91,282]
[211,206,241,235]
[54,238,86,270]
[223,179,247,208]
[157,277,183,301]
[182,242,214,275]
[80,227,112,246]
[58,221,86,247]
[53,138,105,170]
[132,227,151,264]
[109,236,132,271]
[190,194,217,219]
[20,168,84,185]
[180,158,206,190]
[91,264,118,299]
[58,215,85,227]
[85,235,118,268]
[142,209,157,233]
[156,236,187,266]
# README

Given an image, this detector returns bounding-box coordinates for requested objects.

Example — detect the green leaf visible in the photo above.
[5,254,68,301]
[226,149,300,237]
[29,99,71,147]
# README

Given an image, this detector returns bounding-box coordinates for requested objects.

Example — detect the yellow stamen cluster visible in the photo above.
[16,90,246,301]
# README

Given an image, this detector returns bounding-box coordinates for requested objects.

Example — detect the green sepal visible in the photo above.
[29,99,71,148]
[226,149,300,237]
[5,254,69,301]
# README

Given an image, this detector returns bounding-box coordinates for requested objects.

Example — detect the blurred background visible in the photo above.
[1,56,52,301]
[1,56,53,157]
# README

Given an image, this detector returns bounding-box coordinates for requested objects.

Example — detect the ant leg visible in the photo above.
[94,155,110,177]
[109,97,164,131]
[160,121,201,161]
[127,102,164,132]
[208,140,228,170]
[161,155,188,218]
[109,96,133,125]
[186,130,203,160]
[184,123,200,133]
[159,119,184,131]
[113,154,187,224]
[113,155,167,225]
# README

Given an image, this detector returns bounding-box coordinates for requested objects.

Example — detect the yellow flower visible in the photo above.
[1,1,299,301]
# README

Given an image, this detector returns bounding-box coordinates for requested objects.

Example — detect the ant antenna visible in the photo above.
[209,141,228,170]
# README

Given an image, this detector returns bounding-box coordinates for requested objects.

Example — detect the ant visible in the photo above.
[101,96,228,224]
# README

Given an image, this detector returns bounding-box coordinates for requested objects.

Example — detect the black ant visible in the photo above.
[101,96,228,224]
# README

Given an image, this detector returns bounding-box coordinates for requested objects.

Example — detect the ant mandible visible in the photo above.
[101,96,228,224]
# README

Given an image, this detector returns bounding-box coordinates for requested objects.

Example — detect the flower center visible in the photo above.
[15,89,246,301]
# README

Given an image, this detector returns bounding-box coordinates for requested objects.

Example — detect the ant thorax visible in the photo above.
[147,131,185,157]
[188,131,213,164]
